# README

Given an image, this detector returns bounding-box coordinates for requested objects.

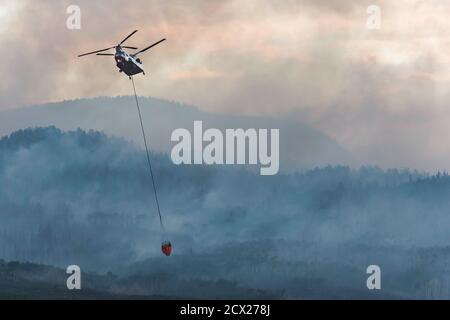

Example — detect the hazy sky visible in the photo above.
[2,0,450,171]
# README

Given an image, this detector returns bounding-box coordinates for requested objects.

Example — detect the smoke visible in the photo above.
[0,126,449,267]
[3,1,450,171]
[1,126,450,297]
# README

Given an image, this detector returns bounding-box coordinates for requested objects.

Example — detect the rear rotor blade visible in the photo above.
[96,53,115,56]
[119,30,138,46]
[134,38,166,55]
[122,46,138,50]
[78,46,115,57]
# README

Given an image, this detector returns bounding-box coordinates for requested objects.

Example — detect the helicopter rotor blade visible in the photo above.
[96,53,115,56]
[78,46,115,57]
[134,38,166,55]
[122,46,138,50]
[118,30,138,46]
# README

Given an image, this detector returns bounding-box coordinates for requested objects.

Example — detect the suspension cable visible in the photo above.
[130,76,165,233]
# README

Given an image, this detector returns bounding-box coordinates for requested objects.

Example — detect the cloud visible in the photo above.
[168,67,222,81]
[2,0,450,171]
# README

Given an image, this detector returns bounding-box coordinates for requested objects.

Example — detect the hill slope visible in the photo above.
[0,97,355,171]
[1,127,450,298]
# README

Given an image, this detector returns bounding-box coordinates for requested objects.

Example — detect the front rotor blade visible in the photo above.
[134,38,166,55]
[96,53,115,56]
[119,30,138,46]
[122,46,138,50]
[78,46,115,57]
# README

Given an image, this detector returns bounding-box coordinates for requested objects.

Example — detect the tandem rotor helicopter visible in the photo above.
[77,30,172,257]
[78,30,166,79]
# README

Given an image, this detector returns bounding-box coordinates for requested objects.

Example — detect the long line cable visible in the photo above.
[131,76,165,234]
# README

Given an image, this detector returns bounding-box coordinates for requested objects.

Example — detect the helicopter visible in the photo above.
[78,30,166,78]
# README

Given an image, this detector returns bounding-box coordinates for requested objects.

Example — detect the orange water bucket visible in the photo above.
[161,241,172,256]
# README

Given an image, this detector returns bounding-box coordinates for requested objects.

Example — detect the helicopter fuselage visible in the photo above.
[77,30,165,78]
[115,49,144,76]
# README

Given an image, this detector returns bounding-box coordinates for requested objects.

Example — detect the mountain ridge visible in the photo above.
[0,96,355,172]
